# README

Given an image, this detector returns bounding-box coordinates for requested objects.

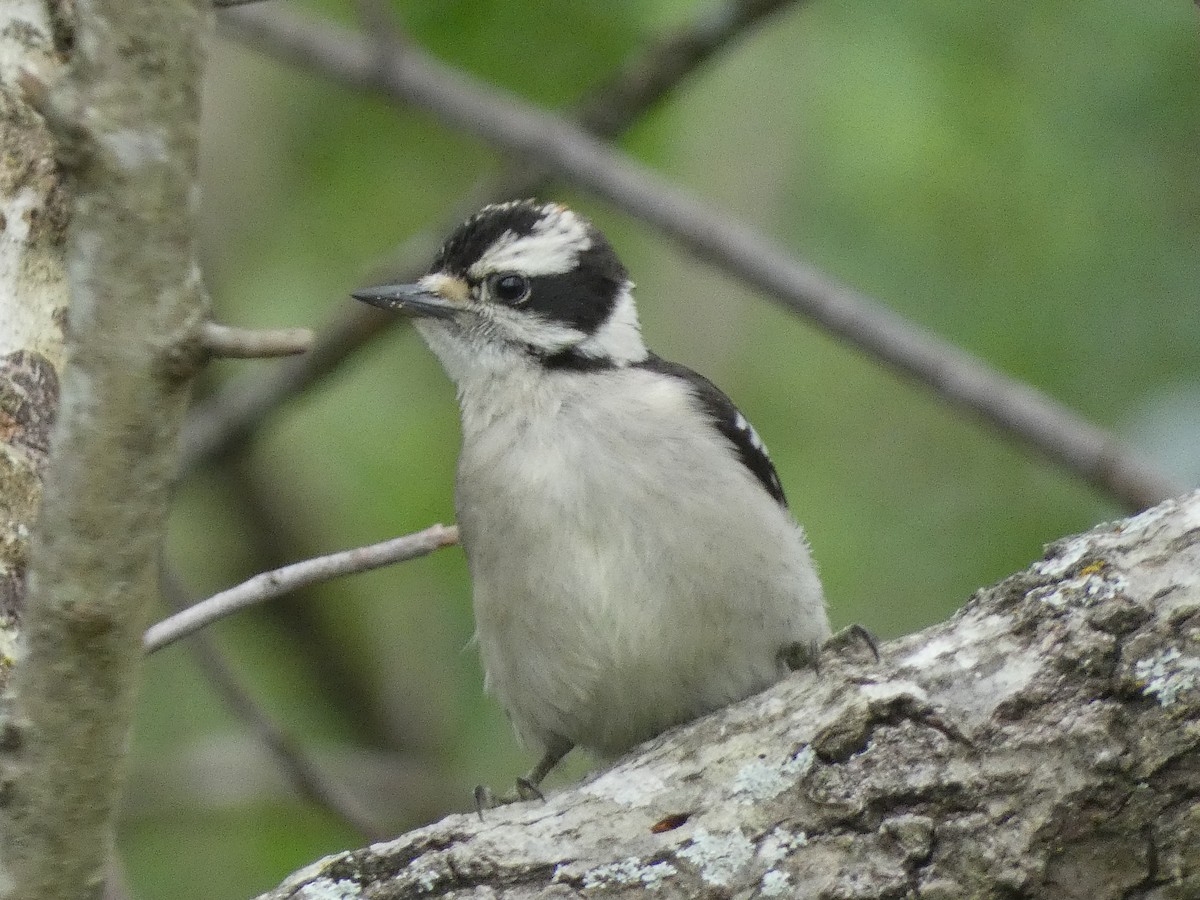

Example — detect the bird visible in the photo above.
[353,199,830,805]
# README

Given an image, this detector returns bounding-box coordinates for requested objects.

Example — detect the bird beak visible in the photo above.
[352,274,466,319]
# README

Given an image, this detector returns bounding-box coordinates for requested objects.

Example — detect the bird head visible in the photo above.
[353,200,647,380]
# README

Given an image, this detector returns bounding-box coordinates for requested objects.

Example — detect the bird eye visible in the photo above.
[489,273,530,304]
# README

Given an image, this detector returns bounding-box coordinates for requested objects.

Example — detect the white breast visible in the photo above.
[452,362,829,759]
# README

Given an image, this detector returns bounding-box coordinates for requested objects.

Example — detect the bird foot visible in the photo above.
[473,777,546,819]
[779,638,823,672]
[823,623,880,662]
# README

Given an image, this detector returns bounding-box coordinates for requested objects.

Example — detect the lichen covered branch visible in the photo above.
[258,491,1200,899]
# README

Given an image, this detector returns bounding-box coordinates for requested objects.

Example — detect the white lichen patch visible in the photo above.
[757,826,808,866]
[0,1,51,81]
[403,855,447,893]
[2,186,40,247]
[100,126,171,170]
[1029,567,1129,609]
[1116,499,1176,537]
[760,869,793,896]
[858,680,930,704]
[900,614,1009,670]
[974,652,1040,700]
[263,852,353,895]
[1135,647,1200,707]
[760,695,787,718]
[294,877,361,900]
[0,615,21,669]
[676,827,754,887]
[581,764,667,806]
[0,182,68,358]
[732,746,815,803]
[577,857,679,891]
[1034,538,1090,579]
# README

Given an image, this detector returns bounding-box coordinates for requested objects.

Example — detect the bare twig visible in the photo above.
[201,322,314,358]
[575,0,801,138]
[102,857,133,900]
[159,568,390,842]
[144,524,459,653]
[218,5,1183,511]
[216,454,435,751]
[182,0,802,472]
[180,303,401,470]
[352,0,408,53]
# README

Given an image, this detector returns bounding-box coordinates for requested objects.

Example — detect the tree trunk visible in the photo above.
[0,0,70,662]
[259,490,1200,900]
[0,1,210,897]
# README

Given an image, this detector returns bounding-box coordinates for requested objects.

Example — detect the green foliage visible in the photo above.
[134,1,1199,896]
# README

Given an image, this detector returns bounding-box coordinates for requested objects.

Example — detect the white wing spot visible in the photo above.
[734,411,768,455]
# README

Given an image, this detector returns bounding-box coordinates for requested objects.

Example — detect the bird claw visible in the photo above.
[779,639,823,673]
[473,777,547,819]
[473,784,497,819]
[823,623,880,662]
[515,776,545,802]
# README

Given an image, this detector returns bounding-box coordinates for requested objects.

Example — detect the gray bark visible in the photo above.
[0,0,70,656]
[259,490,1200,900]
[0,0,211,897]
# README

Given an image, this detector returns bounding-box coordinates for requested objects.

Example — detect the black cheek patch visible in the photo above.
[522,242,627,332]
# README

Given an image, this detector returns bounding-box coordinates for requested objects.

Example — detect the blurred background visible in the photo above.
[123,1,1199,896]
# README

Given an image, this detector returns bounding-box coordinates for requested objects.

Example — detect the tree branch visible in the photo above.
[0,0,68,631]
[257,490,1200,899]
[218,5,1183,512]
[180,302,399,471]
[574,0,802,138]
[144,524,459,653]
[180,0,806,472]
[201,322,314,358]
[0,0,211,895]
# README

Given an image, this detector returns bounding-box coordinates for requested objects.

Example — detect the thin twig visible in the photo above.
[218,5,1183,511]
[201,322,314,358]
[180,302,402,470]
[158,568,391,842]
[182,0,801,472]
[575,0,801,138]
[352,0,409,54]
[219,454,434,751]
[144,524,458,653]
[102,856,133,900]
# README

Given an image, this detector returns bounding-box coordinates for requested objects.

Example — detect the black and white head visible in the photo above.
[354,200,648,381]
[355,199,792,507]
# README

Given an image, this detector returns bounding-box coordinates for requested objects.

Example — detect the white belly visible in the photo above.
[454,366,828,759]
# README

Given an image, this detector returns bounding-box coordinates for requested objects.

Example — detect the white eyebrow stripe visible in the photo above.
[468,206,593,278]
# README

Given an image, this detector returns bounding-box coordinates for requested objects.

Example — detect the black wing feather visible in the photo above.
[635,354,788,508]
